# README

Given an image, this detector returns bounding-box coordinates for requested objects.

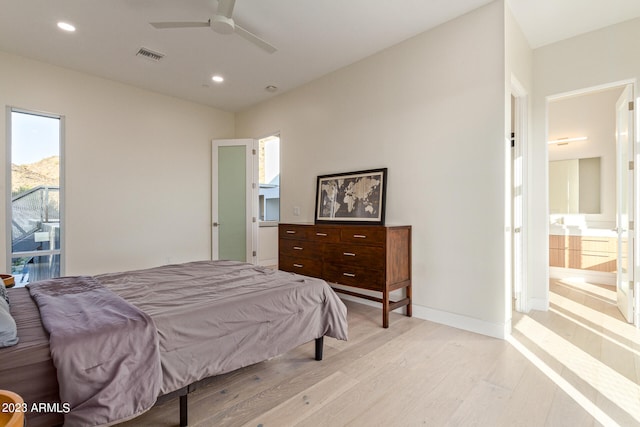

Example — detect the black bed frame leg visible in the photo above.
[180,393,188,427]
[315,336,324,361]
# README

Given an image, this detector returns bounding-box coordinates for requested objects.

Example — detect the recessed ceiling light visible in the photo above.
[212,75,224,83]
[57,21,76,32]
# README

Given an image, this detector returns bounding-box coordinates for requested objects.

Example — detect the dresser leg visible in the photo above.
[406,283,412,317]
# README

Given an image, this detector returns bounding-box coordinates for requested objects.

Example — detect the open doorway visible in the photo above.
[257,133,280,267]
[546,82,636,324]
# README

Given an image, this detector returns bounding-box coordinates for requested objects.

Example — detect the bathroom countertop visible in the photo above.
[549,225,617,237]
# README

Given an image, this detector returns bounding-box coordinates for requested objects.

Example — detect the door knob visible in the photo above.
[213,222,220,227]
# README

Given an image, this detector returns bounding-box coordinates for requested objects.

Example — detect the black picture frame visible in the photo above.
[314,168,387,225]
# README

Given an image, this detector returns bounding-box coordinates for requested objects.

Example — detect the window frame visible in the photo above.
[6,106,65,280]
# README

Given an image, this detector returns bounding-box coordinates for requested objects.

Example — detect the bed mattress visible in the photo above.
[0,260,348,426]
[0,287,63,427]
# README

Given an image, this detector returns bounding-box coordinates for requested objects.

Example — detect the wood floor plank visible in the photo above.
[240,371,359,427]
[296,322,445,427]
[117,281,637,427]
[545,387,597,427]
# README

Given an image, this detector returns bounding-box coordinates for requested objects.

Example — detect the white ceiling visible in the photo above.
[1,0,639,112]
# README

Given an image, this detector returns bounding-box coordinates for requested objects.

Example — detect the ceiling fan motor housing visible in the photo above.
[211,15,235,34]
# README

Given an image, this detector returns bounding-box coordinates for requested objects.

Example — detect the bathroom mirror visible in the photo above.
[549,157,601,214]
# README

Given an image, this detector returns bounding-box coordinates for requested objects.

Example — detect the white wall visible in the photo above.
[0,50,235,275]
[237,2,509,337]
[530,17,640,307]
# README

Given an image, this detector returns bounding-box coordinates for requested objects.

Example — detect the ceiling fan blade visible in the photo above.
[217,0,236,19]
[150,21,210,29]
[235,24,277,54]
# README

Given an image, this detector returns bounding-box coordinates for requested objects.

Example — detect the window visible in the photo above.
[258,135,280,222]
[8,109,63,285]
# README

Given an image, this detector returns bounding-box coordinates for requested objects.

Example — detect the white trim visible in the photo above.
[511,75,530,314]
[259,258,278,267]
[6,107,65,277]
[547,79,636,102]
[529,298,549,312]
[337,293,509,339]
[549,267,616,286]
[412,303,509,339]
[211,139,258,264]
[5,107,11,273]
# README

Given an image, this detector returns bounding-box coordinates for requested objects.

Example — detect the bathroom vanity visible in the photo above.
[549,227,618,273]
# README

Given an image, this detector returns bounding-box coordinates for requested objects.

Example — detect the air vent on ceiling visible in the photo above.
[136,47,165,62]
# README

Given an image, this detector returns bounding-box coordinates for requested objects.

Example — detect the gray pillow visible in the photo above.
[0,283,8,306]
[0,294,18,347]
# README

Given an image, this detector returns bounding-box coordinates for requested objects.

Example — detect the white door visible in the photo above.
[615,85,635,323]
[211,139,258,263]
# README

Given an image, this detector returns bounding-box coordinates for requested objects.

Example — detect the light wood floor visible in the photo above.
[119,280,640,427]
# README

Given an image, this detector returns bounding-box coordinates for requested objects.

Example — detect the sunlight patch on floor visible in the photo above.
[506,334,618,427]
[549,306,640,358]
[550,290,640,344]
[513,315,640,425]
[557,278,616,298]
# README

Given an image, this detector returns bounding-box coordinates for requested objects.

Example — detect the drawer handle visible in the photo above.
[343,252,356,257]
[316,232,328,236]
[293,246,303,250]
[343,273,356,277]
[293,263,303,268]
[353,234,367,239]
[286,230,297,234]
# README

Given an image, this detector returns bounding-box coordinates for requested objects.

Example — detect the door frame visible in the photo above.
[543,79,638,327]
[211,138,258,264]
[511,76,529,314]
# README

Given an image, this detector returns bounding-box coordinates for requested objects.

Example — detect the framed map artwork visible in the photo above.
[314,168,387,225]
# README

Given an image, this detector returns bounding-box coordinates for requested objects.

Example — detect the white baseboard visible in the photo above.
[529,298,549,312]
[338,292,509,340]
[412,304,509,339]
[549,267,616,286]
[259,258,278,267]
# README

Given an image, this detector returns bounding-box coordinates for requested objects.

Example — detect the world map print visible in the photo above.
[318,172,383,220]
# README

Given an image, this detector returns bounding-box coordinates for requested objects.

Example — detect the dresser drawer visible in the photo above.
[279,239,322,259]
[279,224,311,240]
[279,255,322,277]
[323,264,384,291]
[340,227,386,245]
[323,243,385,269]
[310,226,341,243]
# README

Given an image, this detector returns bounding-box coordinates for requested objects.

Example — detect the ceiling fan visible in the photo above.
[150,0,277,54]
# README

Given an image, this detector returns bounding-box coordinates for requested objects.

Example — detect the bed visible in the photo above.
[0,260,348,427]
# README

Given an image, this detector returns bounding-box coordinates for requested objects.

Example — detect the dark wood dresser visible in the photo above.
[278,223,411,328]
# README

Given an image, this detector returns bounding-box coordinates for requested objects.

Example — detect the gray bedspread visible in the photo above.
[27,276,162,427]
[24,261,348,426]
[95,260,348,394]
